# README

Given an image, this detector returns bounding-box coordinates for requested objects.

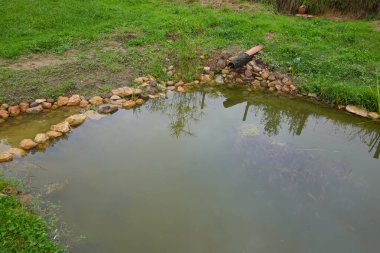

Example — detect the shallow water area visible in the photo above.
[1,87,380,253]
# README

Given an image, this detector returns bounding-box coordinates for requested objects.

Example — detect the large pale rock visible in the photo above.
[35,99,46,104]
[25,105,43,114]
[19,102,29,112]
[50,121,71,133]
[89,96,103,105]
[67,94,81,106]
[65,114,87,126]
[46,130,63,138]
[98,104,118,114]
[0,151,13,163]
[8,105,20,117]
[346,105,368,118]
[7,148,26,157]
[34,133,49,144]
[42,102,52,109]
[111,87,142,97]
[135,99,145,105]
[122,100,136,109]
[84,110,107,120]
[57,96,69,106]
[177,86,185,92]
[19,139,38,150]
[0,109,9,119]
[110,95,121,100]
[368,112,380,120]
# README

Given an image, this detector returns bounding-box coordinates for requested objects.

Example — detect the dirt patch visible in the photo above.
[373,20,380,32]
[4,54,75,71]
[264,32,276,41]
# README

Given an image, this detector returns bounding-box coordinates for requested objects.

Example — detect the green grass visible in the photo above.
[0,177,62,253]
[0,0,380,110]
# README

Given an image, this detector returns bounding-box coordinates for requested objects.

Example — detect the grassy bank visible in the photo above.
[0,0,379,111]
[0,177,62,253]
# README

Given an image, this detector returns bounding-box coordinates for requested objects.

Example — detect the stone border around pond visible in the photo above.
[1,56,379,163]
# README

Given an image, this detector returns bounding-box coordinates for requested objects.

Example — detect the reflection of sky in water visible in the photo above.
[1,88,380,253]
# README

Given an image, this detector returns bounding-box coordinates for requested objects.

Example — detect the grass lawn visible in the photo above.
[0,0,379,110]
[0,176,62,253]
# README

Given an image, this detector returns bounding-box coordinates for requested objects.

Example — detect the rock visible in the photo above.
[275,84,282,91]
[98,104,118,114]
[111,87,141,97]
[368,112,379,120]
[57,96,69,106]
[25,105,43,114]
[167,71,173,77]
[50,121,71,133]
[103,92,113,99]
[255,76,263,81]
[221,69,229,75]
[167,81,175,86]
[260,81,268,87]
[252,80,261,87]
[175,81,184,87]
[261,72,270,80]
[345,105,368,118]
[214,75,224,85]
[0,151,13,163]
[34,133,49,144]
[177,86,185,92]
[79,100,89,107]
[19,139,38,150]
[200,74,212,83]
[84,110,106,120]
[0,109,9,119]
[134,77,144,84]
[252,66,261,72]
[1,104,9,110]
[103,98,112,104]
[245,69,253,78]
[51,105,58,110]
[19,102,29,112]
[2,186,17,196]
[29,102,40,108]
[337,105,346,110]
[46,130,63,138]
[308,93,318,99]
[65,114,87,126]
[7,148,26,157]
[216,58,226,69]
[8,105,20,117]
[135,99,145,105]
[89,96,104,105]
[268,75,276,81]
[67,94,81,106]
[122,100,136,109]
[281,86,290,93]
[203,67,211,74]
[167,86,176,91]
[167,65,174,71]
[47,98,55,103]
[41,102,52,109]
[110,99,126,107]
[289,85,297,91]
[35,99,46,104]
[110,95,121,100]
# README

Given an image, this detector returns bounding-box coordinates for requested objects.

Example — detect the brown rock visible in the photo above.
[25,105,43,114]
[7,148,26,157]
[50,121,71,133]
[80,100,89,107]
[42,102,52,109]
[112,87,142,97]
[34,133,49,144]
[0,151,13,163]
[167,81,175,86]
[167,86,176,91]
[368,112,380,120]
[177,86,185,92]
[244,69,253,77]
[89,96,104,105]
[345,105,368,118]
[0,109,9,119]
[261,72,270,80]
[46,130,63,138]
[8,105,20,117]
[175,81,184,87]
[1,103,9,110]
[19,102,29,112]
[67,94,81,106]
[281,86,290,93]
[216,58,226,69]
[57,96,69,106]
[135,99,145,105]
[19,139,38,150]
[122,100,137,109]
[337,105,346,110]
[66,114,87,126]
[103,98,112,104]
[110,95,121,100]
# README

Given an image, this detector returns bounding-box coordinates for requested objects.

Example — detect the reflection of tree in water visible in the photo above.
[145,92,207,138]
[350,127,380,159]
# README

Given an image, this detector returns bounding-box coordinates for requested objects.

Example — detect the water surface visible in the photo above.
[1,87,380,253]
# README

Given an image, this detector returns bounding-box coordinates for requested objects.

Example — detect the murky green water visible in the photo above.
[1,87,380,253]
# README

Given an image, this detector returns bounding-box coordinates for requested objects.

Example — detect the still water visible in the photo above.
[1,87,380,253]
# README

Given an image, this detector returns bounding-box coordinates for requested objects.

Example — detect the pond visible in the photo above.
[1,87,380,253]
